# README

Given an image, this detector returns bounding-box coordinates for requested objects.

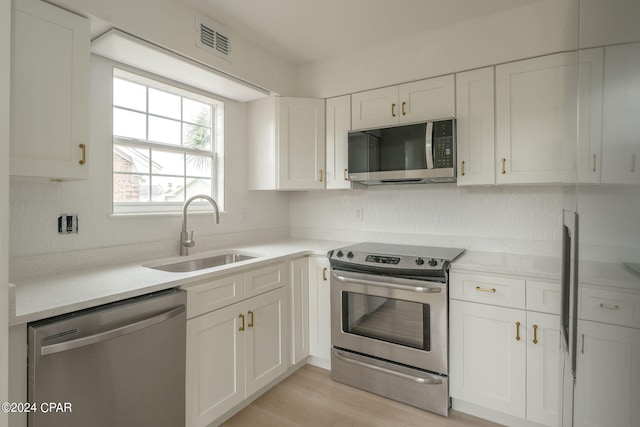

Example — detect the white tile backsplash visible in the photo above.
[289,184,565,256]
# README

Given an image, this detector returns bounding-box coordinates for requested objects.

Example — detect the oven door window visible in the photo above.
[342,291,430,351]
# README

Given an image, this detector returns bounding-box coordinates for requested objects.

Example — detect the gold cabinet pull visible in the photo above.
[532,324,538,344]
[391,103,396,117]
[239,314,245,331]
[475,286,496,293]
[322,267,328,281]
[344,169,348,181]
[461,160,465,176]
[599,303,620,310]
[247,310,254,327]
[593,154,597,172]
[319,169,323,182]
[79,144,86,165]
[501,158,506,174]
[401,101,407,116]
[516,321,521,341]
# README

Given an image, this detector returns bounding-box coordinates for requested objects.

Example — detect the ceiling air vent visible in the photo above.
[196,15,232,62]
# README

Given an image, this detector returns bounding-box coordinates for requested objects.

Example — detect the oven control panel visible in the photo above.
[365,255,400,265]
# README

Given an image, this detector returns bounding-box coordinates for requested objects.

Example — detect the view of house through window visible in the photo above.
[112,68,224,213]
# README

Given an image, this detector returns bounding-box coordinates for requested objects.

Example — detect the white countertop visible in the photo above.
[10,239,640,326]
[10,239,339,326]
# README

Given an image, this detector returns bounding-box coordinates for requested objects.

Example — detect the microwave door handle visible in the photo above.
[425,122,434,169]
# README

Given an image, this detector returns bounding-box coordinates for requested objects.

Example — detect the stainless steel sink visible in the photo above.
[147,253,257,273]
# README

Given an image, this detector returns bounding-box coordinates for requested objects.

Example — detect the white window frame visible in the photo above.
[111,66,225,215]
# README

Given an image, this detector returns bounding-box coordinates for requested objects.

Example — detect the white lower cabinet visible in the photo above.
[186,271,289,427]
[526,312,561,426]
[450,300,526,418]
[308,256,331,365]
[290,257,310,364]
[450,271,562,427]
[574,320,640,427]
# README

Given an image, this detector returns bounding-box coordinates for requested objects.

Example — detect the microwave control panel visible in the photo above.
[433,120,454,169]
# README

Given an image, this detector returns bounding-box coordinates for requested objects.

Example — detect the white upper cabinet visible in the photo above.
[576,48,604,184]
[351,75,455,130]
[496,53,578,184]
[601,42,640,185]
[455,67,496,186]
[248,97,325,190]
[325,95,351,189]
[10,0,90,180]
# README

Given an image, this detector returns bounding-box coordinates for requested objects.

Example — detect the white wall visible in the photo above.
[49,0,298,96]
[9,55,289,272]
[297,0,578,98]
[289,184,564,257]
[0,0,10,422]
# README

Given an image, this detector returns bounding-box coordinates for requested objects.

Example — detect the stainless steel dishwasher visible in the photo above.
[27,288,186,427]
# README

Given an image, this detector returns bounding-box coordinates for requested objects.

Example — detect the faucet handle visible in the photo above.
[186,230,195,248]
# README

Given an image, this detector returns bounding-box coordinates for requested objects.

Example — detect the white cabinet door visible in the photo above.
[351,86,398,130]
[450,300,526,418]
[455,67,496,186]
[290,258,309,364]
[574,320,640,427]
[186,303,245,427]
[351,77,455,131]
[576,48,604,184]
[526,312,561,427]
[10,0,90,180]
[496,53,577,184]
[245,287,289,396]
[601,42,640,184]
[308,257,331,364]
[399,75,455,123]
[325,95,351,189]
[278,97,326,190]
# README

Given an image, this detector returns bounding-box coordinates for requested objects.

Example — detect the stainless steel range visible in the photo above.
[328,242,464,416]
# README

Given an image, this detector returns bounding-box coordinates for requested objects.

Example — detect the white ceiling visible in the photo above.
[180,0,542,65]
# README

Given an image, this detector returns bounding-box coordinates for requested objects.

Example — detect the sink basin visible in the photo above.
[147,253,257,273]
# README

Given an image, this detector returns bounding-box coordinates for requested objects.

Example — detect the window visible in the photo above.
[112,68,224,214]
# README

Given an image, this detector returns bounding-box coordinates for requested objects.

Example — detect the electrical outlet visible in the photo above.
[354,208,363,221]
[58,214,78,234]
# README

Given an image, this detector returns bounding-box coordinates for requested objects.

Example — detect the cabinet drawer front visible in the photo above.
[185,274,245,319]
[244,262,288,298]
[450,272,525,309]
[526,280,561,315]
[580,287,640,328]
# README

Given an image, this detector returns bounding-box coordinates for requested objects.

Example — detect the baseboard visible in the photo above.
[452,398,548,427]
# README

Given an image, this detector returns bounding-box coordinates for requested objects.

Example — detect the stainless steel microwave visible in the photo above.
[347,119,456,185]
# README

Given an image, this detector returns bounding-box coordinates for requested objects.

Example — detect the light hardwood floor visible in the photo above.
[223,365,503,427]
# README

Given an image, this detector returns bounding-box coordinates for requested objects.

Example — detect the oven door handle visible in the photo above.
[333,349,443,385]
[332,272,442,293]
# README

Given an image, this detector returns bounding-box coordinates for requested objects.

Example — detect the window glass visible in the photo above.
[112,68,224,214]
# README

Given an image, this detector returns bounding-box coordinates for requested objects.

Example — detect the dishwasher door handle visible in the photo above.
[40,305,185,356]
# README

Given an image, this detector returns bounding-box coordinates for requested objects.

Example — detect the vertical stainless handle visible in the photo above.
[425,122,434,169]
[593,154,597,172]
[581,333,585,354]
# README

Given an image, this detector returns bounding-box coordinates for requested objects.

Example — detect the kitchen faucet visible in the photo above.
[180,194,220,256]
